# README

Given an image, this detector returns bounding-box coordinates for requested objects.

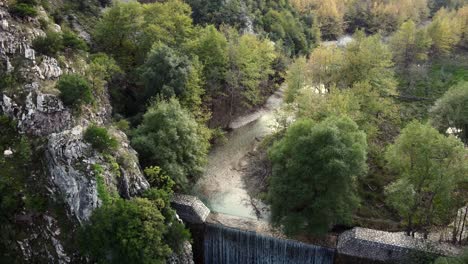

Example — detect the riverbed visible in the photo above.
[192,88,284,220]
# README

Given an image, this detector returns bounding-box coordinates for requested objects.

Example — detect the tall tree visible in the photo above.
[430,82,468,144]
[342,31,397,96]
[268,116,367,235]
[390,20,432,68]
[385,121,468,238]
[224,28,276,115]
[428,8,461,56]
[131,98,210,189]
[307,45,343,88]
[187,25,228,96]
[93,1,143,69]
[284,57,308,103]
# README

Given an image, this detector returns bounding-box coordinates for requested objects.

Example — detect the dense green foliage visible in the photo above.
[80,198,172,264]
[84,125,118,153]
[93,1,280,124]
[390,20,431,69]
[185,0,318,55]
[131,99,210,189]
[62,30,88,51]
[385,121,467,237]
[268,117,367,235]
[4,0,468,261]
[57,74,92,108]
[80,161,190,263]
[32,31,64,57]
[9,0,39,18]
[33,30,87,57]
[139,44,203,111]
[430,82,468,143]
[280,1,468,237]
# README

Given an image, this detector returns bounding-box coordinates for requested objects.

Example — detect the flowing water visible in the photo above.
[193,89,284,219]
[204,224,335,264]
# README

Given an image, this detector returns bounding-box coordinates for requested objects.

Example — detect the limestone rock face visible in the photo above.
[0,2,193,263]
[46,126,150,223]
[1,91,73,136]
[46,126,99,223]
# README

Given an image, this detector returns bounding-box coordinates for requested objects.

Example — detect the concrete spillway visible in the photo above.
[204,223,335,264]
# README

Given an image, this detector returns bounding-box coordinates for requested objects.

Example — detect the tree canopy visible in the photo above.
[268,116,367,235]
[430,82,468,144]
[385,121,467,237]
[131,98,210,189]
[80,198,172,264]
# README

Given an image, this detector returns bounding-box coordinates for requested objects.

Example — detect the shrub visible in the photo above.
[57,74,92,108]
[84,125,118,153]
[62,30,88,51]
[32,31,63,56]
[10,3,37,18]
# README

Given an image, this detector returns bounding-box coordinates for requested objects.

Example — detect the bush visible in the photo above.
[57,74,92,108]
[62,30,88,51]
[84,125,118,152]
[32,31,63,56]
[10,3,37,18]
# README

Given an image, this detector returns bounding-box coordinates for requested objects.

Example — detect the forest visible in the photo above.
[0,0,467,263]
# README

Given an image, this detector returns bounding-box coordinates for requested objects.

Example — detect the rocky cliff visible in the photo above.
[0,1,192,263]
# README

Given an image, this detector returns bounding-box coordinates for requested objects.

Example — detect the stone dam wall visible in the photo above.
[171,194,462,264]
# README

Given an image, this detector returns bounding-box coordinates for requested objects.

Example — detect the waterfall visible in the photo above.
[204,224,335,264]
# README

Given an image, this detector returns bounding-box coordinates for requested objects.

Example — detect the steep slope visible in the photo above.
[0,1,177,262]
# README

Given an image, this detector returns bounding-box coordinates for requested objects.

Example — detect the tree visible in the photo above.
[456,6,468,49]
[385,121,467,238]
[342,31,397,96]
[86,53,122,92]
[80,198,172,264]
[140,0,194,55]
[139,44,203,112]
[57,74,93,108]
[93,0,195,69]
[131,98,210,189]
[225,29,276,108]
[430,82,468,144]
[268,116,367,235]
[427,8,461,56]
[390,20,432,68]
[188,25,228,96]
[93,1,143,69]
[285,57,308,103]
[307,45,343,88]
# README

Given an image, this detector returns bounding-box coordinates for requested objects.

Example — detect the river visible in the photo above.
[192,88,284,220]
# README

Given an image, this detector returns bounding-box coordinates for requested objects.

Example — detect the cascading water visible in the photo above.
[204,224,335,264]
